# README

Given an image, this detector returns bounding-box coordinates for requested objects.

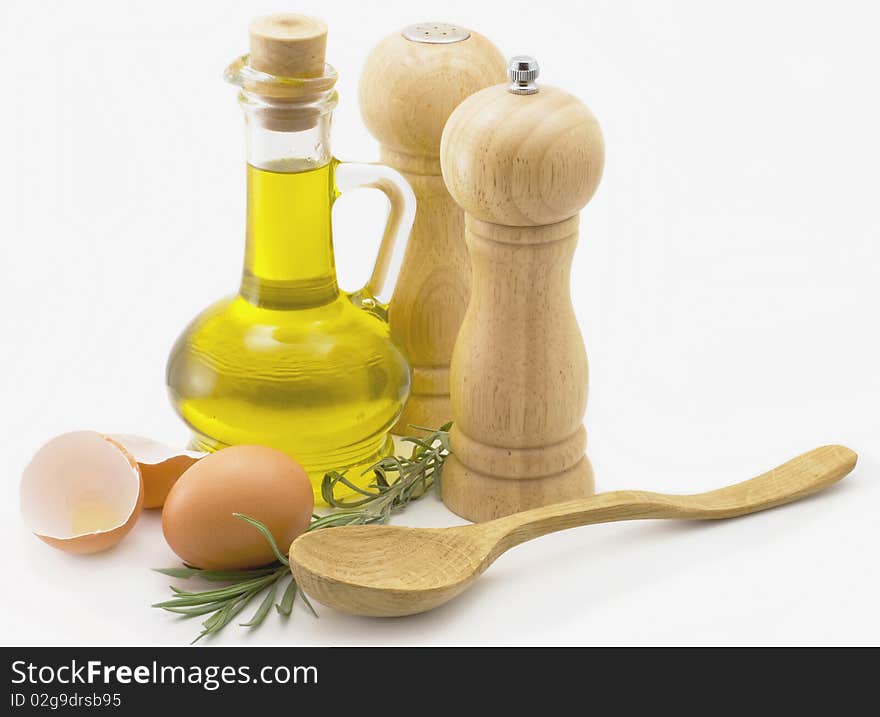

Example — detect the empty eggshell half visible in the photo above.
[109,434,204,509]
[20,431,144,554]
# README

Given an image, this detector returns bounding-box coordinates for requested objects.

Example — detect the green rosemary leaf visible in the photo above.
[159,600,230,616]
[276,577,297,617]
[225,591,261,625]
[320,473,336,505]
[170,571,278,598]
[191,630,210,645]
[375,455,408,473]
[197,604,233,640]
[434,462,445,496]
[198,567,280,582]
[240,580,278,628]
[155,595,228,609]
[373,467,390,488]
[195,590,260,643]
[322,471,380,507]
[401,436,434,452]
[153,573,278,606]
[307,511,365,531]
[232,513,290,565]
[299,588,319,618]
[154,567,201,579]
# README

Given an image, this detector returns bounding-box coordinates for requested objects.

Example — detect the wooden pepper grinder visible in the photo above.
[360,23,507,431]
[439,57,605,522]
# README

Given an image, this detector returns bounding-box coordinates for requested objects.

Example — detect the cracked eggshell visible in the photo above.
[109,434,205,509]
[20,431,144,554]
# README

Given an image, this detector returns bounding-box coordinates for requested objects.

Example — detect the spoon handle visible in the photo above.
[485,445,857,555]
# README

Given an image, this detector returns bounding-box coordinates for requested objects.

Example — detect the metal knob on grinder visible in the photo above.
[508,55,540,94]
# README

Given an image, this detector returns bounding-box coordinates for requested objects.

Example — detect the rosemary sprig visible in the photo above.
[153,423,451,643]
[314,422,451,529]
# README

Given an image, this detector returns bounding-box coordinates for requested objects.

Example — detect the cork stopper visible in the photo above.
[226,14,336,132]
[249,14,328,79]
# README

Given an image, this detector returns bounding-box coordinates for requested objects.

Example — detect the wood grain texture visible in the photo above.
[289,445,858,617]
[232,14,336,132]
[440,85,604,226]
[359,28,506,431]
[249,14,327,78]
[438,83,605,521]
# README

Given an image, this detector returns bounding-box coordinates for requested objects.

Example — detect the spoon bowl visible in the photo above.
[290,524,491,616]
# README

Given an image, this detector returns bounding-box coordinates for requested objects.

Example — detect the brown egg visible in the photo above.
[161,445,313,570]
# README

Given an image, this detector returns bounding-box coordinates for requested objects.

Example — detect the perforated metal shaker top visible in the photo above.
[401,22,471,44]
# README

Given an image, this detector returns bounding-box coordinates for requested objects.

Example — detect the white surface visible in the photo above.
[1,0,878,646]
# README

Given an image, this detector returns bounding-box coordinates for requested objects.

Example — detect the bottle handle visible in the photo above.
[334,162,416,308]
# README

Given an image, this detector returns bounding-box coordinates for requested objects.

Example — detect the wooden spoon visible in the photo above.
[289,445,857,617]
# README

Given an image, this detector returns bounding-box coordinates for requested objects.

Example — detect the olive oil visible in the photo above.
[167,161,410,500]
[242,160,338,308]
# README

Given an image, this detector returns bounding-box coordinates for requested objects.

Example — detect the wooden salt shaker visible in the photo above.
[360,23,506,431]
[439,57,605,522]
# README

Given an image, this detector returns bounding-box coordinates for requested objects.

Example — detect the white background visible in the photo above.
[1,0,878,646]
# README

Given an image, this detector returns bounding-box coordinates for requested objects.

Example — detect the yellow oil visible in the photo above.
[167,160,410,503]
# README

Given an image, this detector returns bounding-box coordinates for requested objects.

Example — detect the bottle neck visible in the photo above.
[240,104,339,308]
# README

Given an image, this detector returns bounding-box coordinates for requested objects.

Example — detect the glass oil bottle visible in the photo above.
[166,15,415,502]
